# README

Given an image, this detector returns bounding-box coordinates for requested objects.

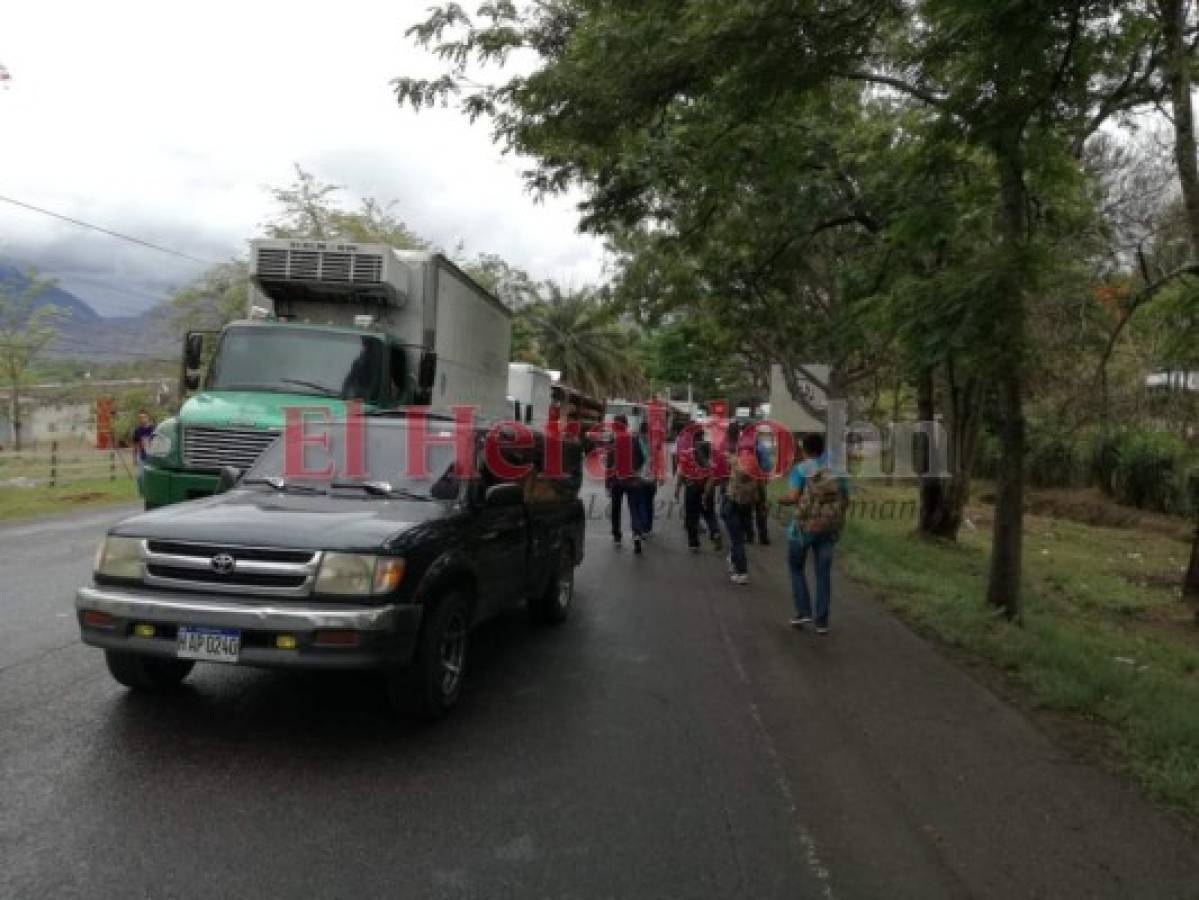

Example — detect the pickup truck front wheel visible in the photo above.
[104,650,194,691]
[391,590,472,720]
[530,542,574,625]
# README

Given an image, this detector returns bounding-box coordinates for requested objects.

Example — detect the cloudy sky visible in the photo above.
[0,0,608,317]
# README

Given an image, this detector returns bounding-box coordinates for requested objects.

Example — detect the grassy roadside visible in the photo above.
[833,483,1199,819]
[0,478,139,523]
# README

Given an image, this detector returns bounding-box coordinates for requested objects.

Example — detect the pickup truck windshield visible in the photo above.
[208,326,386,401]
[246,419,464,499]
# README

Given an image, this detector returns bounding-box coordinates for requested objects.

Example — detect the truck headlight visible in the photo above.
[95,536,145,578]
[148,418,178,458]
[314,554,405,596]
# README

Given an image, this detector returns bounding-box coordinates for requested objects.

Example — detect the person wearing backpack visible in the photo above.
[674,435,722,552]
[780,432,850,634]
[721,426,760,585]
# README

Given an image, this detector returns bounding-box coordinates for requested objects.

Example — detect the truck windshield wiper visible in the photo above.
[243,476,325,494]
[279,378,343,398]
[330,480,430,501]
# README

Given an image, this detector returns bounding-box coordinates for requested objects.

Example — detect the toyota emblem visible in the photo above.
[210,553,236,575]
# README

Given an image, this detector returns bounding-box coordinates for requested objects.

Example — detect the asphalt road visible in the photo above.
[2,493,1198,899]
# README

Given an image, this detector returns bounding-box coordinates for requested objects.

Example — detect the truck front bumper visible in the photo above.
[141,464,219,508]
[76,585,422,670]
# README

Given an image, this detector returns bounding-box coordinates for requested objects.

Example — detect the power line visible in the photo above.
[0,193,219,267]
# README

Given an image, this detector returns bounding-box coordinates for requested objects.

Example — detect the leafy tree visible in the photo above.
[170,260,250,331]
[460,252,541,309]
[518,285,643,398]
[265,165,429,250]
[0,269,67,450]
[397,0,1179,620]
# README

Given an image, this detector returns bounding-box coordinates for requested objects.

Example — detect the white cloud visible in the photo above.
[0,0,606,316]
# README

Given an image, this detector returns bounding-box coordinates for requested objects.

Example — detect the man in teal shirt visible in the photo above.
[779,433,850,634]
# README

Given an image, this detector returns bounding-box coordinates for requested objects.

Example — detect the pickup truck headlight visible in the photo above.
[94,536,145,579]
[314,554,405,596]
[148,418,177,458]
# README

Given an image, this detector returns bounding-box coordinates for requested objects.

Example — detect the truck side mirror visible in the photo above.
[184,332,205,370]
[484,482,524,508]
[216,466,242,493]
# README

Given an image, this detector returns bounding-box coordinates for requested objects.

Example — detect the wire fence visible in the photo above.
[0,441,135,488]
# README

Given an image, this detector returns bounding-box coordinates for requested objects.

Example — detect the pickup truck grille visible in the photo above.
[143,540,320,597]
[183,426,279,472]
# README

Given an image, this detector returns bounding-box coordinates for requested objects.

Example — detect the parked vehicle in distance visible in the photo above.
[507,362,554,430]
[77,417,585,719]
[603,399,646,433]
[143,240,512,509]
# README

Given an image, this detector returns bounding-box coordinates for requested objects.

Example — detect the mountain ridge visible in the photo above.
[0,262,179,360]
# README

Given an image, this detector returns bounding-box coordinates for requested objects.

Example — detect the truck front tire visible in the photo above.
[390,590,472,721]
[104,650,194,691]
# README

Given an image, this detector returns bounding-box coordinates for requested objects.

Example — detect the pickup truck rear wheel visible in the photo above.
[530,541,574,624]
[391,590,471,720]
[104,650,194,691]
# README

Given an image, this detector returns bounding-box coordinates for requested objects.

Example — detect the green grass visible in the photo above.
[833,484,1199,818]
[0,477,139,522]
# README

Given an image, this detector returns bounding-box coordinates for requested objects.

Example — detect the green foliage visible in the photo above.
[514,285,643,398]
[0,267,68,449]
[264,165,428,249]
[170,260,249,331]
[1104,429,1196,515]
[842,484,1199,817]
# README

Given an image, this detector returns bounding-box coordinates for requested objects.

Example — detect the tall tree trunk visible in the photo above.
[918,364,981,540]
[917,367,950,534]
[1161,0,1199,609]
[1164,0,1199,250]
[986,145,1029,620]
[1186,473,1199,606]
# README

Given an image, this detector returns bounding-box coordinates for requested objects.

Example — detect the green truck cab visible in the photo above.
[142,239,512,509]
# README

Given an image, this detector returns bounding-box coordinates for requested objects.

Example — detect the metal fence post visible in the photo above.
[109,450,116,481]
[49,440,58,488]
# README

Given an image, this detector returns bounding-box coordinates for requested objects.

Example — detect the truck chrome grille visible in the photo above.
[142,541,320,597]
[182,427,279,472]
[255,247,383,284]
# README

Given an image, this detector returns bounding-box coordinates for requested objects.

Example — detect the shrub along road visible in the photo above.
[1,490,1197,898]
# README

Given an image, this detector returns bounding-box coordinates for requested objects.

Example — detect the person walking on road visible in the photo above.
[607,414,653,554]
[637,420,661,538]
[745,426,773,546]
[674,436,722,552]
[721,425,759,585]
[607,414,631,548]
[780,433,850,634]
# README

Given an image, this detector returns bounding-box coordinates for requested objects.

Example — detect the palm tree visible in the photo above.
[517,285,644,399]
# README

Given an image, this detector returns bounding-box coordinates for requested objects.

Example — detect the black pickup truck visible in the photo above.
[76,418,585,718]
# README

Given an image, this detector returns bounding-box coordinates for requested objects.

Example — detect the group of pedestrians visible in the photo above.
[607,417,850,635]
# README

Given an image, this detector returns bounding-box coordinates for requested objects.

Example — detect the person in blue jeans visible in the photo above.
[780,433,850,635]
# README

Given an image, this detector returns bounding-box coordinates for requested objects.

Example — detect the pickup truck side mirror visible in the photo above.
[216,466,243,493]
[483,482,524,508]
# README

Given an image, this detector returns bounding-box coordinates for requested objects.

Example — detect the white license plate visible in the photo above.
[176,626,241,663]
